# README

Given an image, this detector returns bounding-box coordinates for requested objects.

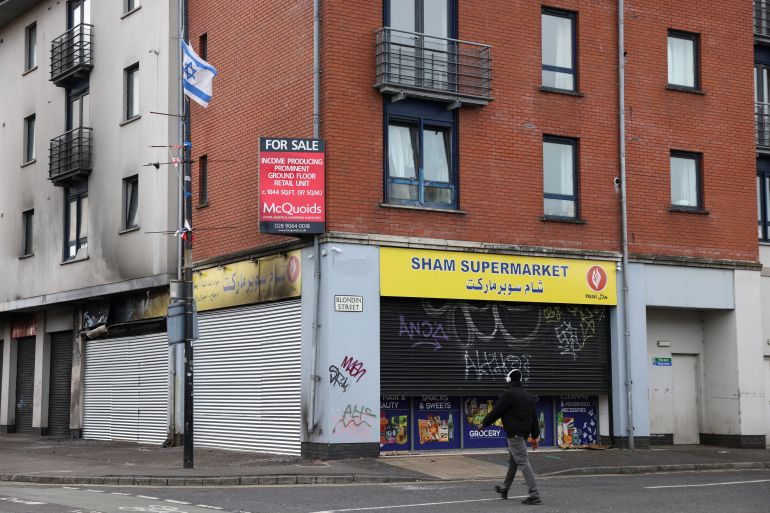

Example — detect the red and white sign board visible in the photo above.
[259,137,325,235]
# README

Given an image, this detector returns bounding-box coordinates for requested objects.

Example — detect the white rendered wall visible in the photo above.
[0,1,179,313]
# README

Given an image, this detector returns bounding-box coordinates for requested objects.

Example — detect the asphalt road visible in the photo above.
[0,470,769,513]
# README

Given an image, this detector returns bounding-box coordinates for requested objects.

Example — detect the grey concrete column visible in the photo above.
[69,310,84,433]
[0,323,17,430]
[32,312,51,434]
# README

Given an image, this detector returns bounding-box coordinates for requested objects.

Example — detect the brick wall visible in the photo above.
[189,0,757,264]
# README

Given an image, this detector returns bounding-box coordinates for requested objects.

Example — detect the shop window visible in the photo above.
[543,136,578,219]
[542,8,577,92]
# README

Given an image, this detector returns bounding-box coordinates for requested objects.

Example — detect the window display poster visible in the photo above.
[413,395,461,450]
[380,395,411,452]
[462,396,507,449]
[555,395,598,447]
[533,396,554,447]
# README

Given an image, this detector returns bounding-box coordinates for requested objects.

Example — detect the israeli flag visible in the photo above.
[182,40,217,108]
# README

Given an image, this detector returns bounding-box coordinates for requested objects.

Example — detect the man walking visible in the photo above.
[480,368,542,505]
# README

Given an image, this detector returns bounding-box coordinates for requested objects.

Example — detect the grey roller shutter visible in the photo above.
[49,331,74,437]
[195,300,301,455]
[83,332,168,445]
[15,337,36,433]
[381,298,610,395]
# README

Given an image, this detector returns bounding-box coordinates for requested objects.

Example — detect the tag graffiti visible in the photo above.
[332,404,376,433]
[399,315,448,351]
[340,355,368,382]
[328,364,350,392]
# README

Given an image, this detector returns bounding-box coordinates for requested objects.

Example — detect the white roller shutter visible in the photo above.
[83,332,168,445]
[195,300,301,455]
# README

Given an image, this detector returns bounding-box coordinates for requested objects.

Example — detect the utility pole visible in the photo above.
[181,0,194,469]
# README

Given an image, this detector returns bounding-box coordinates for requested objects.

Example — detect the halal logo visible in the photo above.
[287,256,300,283]
[586,265,607,292]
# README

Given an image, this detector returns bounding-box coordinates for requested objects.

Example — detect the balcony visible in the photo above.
[374,27,492,107]
[49,127,92,186]
[50,24,93,87]
[756,1,770,40]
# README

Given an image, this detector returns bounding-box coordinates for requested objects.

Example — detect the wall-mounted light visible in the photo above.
[657,340,672,347]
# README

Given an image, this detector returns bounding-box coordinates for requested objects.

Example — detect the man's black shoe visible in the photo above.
[494,485,508,500]
[521,496,542,505]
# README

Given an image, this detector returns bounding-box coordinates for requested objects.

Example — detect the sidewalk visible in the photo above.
[1,434,769,486]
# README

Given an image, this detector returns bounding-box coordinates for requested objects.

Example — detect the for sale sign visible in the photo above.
[259,137,325,234]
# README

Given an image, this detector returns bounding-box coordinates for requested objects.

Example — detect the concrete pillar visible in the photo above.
[0,323,17,431]
[32,312,51,435]
[69,310,84,434]
[301,243,381,459]
[610,263,652,448]
[700,270,765,448]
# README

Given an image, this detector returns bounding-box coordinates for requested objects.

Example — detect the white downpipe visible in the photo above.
[618,0,634,450]
[308,0,322,436]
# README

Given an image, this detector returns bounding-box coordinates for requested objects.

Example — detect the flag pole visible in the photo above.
[180,0,195,469]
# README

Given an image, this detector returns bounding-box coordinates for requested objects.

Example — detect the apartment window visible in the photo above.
[23,114,35,164]
[125,63,139,120]
[199,33,208,61]
[123,175,139,229]
[759,166,770,241]
[24,23,36,71]
[64,184,88,260]
[670,152,702,210]
[386,114,455,209]
[198,155,208,206]
[542,8,577,91]
[543,136,578,218]
[667,30,699,90]
[125,0,139,13]
[21,209,34,257]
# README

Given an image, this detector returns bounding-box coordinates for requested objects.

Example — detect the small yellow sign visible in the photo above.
[380,248,616,306]
[194,250,302,311]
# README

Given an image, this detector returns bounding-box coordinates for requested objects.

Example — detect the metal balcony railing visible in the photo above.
[50,23,93,86]
[755,1,770,38]
[374,27,492,106]
[49,127,92,185]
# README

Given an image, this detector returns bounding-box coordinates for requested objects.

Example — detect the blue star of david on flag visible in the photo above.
[181,40,217,108]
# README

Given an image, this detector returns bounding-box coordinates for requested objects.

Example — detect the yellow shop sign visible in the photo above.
[380,248,617,306]
[194,250,302,311]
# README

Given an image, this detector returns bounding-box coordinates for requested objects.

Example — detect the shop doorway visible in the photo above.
[672,354,699,444]
[15,337,36,433]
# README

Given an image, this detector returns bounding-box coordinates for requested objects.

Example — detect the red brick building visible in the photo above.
[186,1,766,458]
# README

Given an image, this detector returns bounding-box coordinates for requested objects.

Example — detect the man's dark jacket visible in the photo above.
[480,382,539,438]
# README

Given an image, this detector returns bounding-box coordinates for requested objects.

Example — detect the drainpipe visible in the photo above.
[307,0,322,436]
[618,0,634,450]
